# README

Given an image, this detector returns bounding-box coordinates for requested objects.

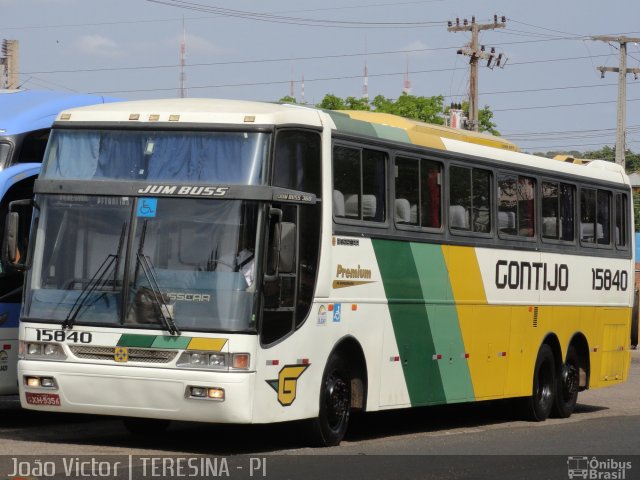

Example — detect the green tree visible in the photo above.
[279,95,297,104]
[371,93,444,124]
[316,94,348,110]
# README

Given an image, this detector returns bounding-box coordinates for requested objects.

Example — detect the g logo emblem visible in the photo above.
[266,364,310,406]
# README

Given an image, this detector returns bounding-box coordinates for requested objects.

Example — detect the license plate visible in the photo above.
[25,392,61,406]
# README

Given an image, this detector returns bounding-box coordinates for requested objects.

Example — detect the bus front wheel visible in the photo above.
[309,352,351,447]
[521,344,556,421]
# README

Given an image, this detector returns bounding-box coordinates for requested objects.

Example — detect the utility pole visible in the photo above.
[448,15,506,132]
[1,40,20,89]
[592,35,640,167]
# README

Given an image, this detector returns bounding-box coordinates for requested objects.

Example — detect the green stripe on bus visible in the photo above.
[372,239,446,406]
[410,243,475,402]
[325,111,380,138]
[151,336,191,349]
[117,334,157,348]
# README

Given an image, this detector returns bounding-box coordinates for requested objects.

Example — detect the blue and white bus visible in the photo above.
[0,89,119,394]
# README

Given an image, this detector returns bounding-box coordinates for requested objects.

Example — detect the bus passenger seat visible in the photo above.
[344,194,359,217]
[395,198,411,223]
[333,189,345,217]
[361,195,377,219]
[449,205,469,229]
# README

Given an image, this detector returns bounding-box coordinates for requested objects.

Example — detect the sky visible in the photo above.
[1,0,640,154]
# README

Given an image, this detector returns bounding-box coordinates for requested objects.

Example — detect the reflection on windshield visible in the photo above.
[25,196,260,333]
[0,142,10,169]
[42,130,269,185]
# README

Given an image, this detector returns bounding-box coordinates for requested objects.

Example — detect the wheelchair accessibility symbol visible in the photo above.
[137,198,158,217]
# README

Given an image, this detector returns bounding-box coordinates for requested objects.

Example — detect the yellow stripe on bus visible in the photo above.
[187,338,228,351]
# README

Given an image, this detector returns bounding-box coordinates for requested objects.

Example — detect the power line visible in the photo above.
[145,0,447,29]
[0,0,446,31]
[493,97,640,112]
[21,48,617,76]
[85,54,627,96]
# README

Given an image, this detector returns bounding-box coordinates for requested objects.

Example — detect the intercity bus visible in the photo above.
[11,99,633,446]
[0,89,118,394]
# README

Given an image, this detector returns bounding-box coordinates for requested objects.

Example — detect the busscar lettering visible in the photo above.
[137,185,229,197]
[495,260,568,291]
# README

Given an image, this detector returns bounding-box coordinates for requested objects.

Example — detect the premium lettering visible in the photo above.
[336,264,372,280]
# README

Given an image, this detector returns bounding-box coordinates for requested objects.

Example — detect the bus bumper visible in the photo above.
[18,360,255,423]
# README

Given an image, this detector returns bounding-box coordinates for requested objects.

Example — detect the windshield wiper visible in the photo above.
[62,222,127,330]
[134,220,181,336]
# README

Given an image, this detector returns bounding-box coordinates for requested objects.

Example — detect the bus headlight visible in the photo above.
[20,342,67,360]
[177,351,250,371]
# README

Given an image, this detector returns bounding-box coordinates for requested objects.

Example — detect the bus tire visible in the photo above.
[123,417,170,436]
[551,345,580,418]
[521,344,556,421]
[309,352,351,447]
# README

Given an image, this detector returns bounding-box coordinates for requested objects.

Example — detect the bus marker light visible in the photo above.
[169,114,180,121]
[297,358,309,365]
[432,354,442,360]
[390,356,400,362]
[328,304,334,311]
[3,344,10,350]
[190,387,207,398]
[351,304,358,311]
[129,113,140,121]
[462,353,470,359]
[207,388,225,400]
[149,114,160,121]
[232,353,250,369]
[499,352,507,357]
[40,377,56,388]
[244,116,256,123]
[266,360,279,366]
[26,377,41,388]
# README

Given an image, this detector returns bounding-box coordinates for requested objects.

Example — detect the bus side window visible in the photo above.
[615,193,628,248]
[0,177,36,301]
[450,165,491,233]
[542,182,575,241]
[333,145,386,222]
[498,173,535,238]
[15,129,50,165]
[580,188,611,245]
[273,130,321,196]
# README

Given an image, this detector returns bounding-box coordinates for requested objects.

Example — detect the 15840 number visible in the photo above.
[35,329,92,343]
[591,268,628,291]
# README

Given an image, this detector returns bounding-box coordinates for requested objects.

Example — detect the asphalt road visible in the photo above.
[0,351,638,480]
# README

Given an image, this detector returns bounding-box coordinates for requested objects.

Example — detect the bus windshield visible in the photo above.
[41,129,270,185]
[25,195,260,333]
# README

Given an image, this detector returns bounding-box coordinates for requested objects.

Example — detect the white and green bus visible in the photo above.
[11,99,633,446]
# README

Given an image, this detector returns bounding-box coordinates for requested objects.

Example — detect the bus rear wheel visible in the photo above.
[551,345,580,418]
[520,344,556,421]
[309,353,351,447]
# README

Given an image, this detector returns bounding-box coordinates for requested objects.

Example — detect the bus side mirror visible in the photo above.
[3,212,21,269]
[2,199,34,271]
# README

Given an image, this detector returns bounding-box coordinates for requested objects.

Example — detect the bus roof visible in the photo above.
[0,89,120,136]
[55,98,628,186]
[327,110,519,152]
